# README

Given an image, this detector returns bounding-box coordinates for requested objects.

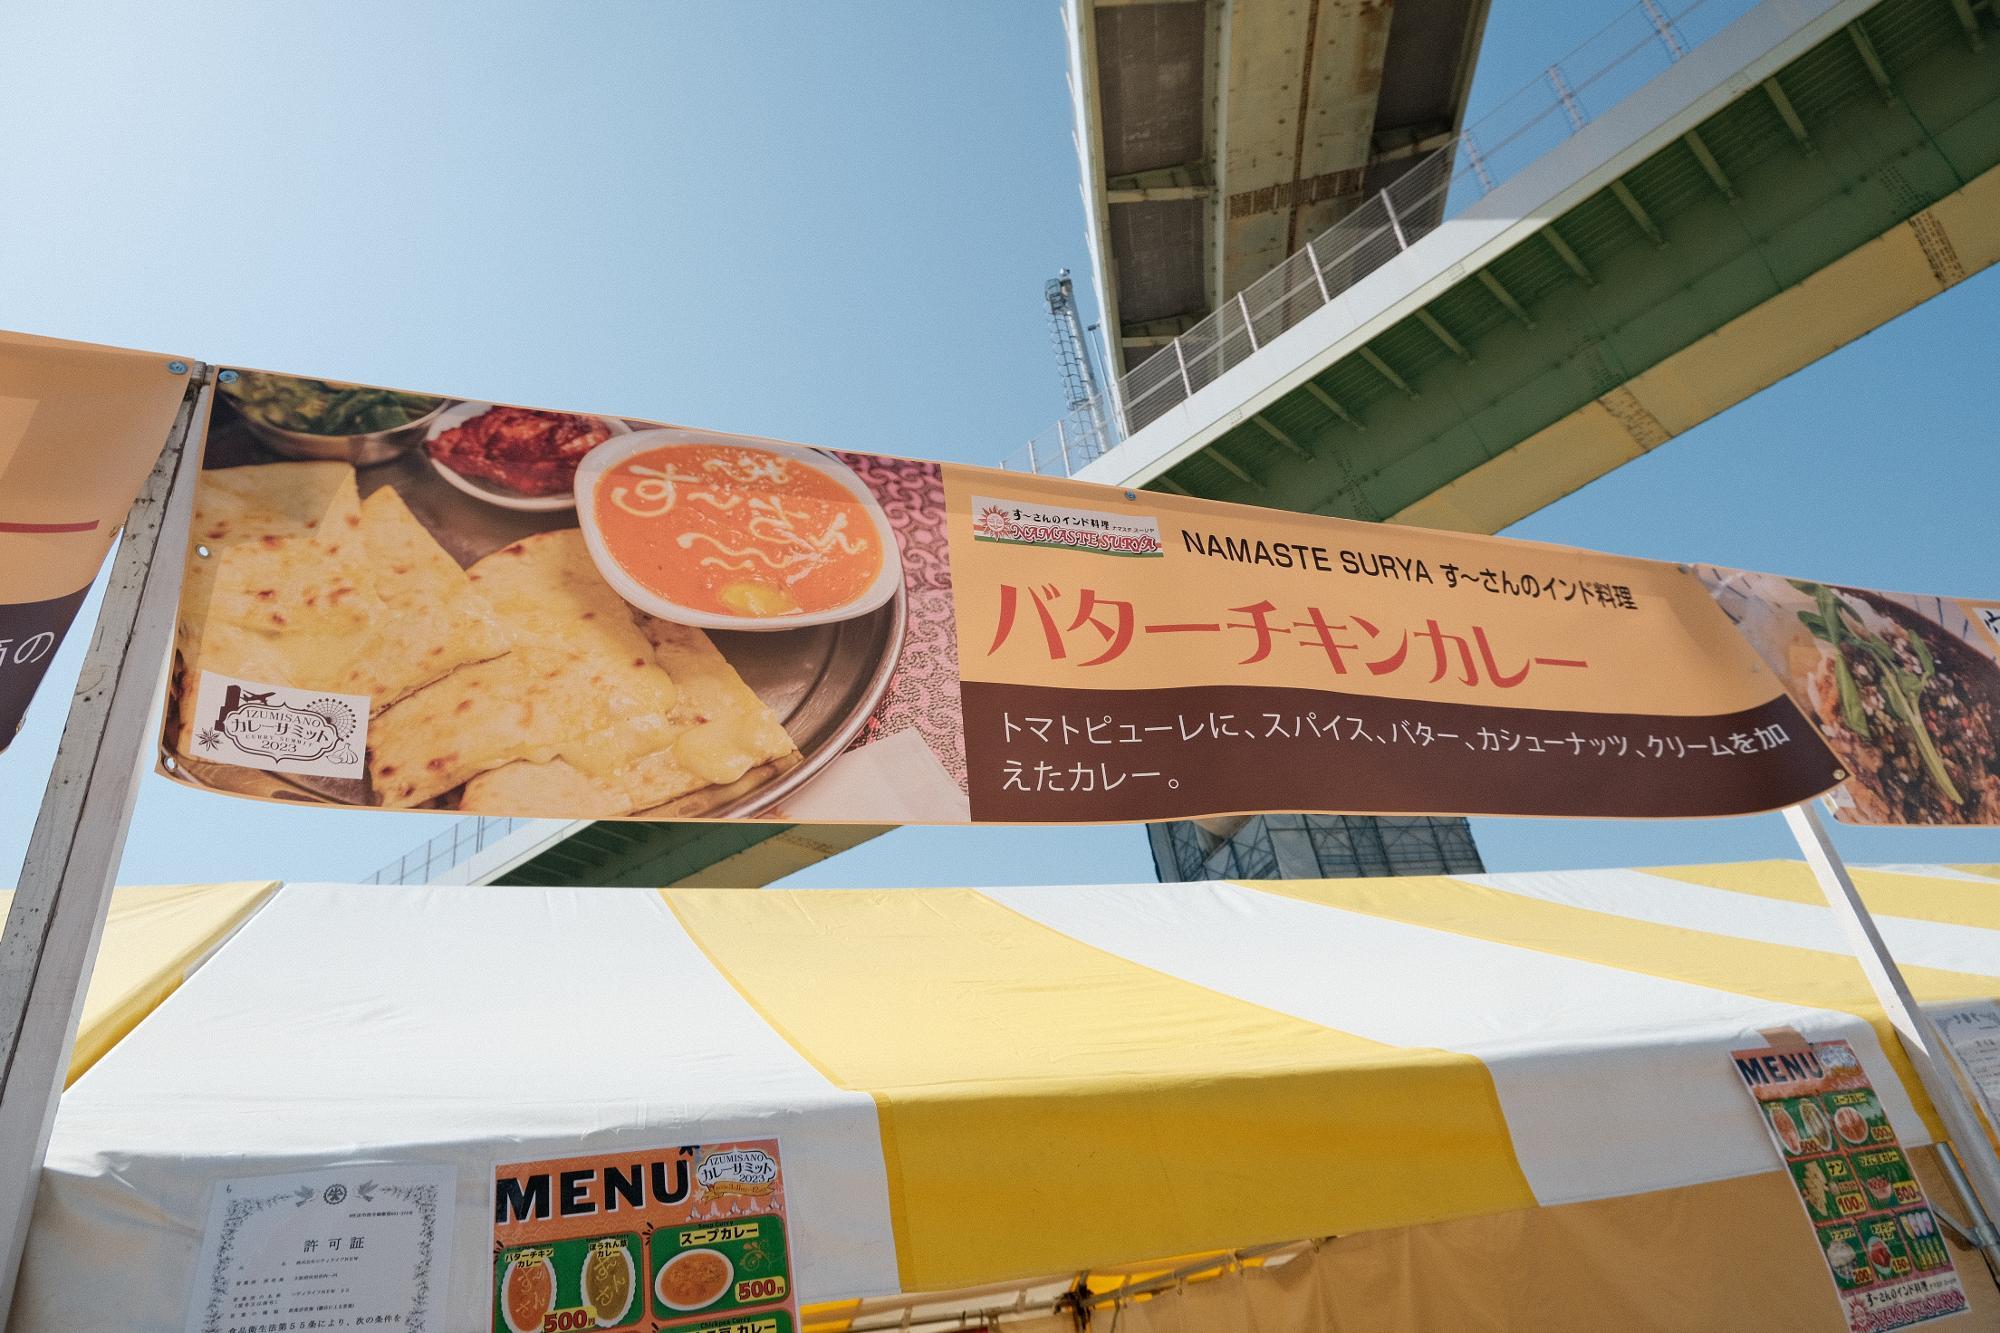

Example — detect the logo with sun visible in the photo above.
[974,503,1015,539]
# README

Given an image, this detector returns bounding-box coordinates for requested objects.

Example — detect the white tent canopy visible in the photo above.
[16,862,2000,1330]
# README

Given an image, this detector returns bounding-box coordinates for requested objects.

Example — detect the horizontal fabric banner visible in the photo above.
[0,332,193,752]
[155,370,1998,825]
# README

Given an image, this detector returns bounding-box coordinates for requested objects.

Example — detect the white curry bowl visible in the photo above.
[573,427,901,632]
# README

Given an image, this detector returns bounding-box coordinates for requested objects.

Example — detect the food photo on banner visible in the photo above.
[156,369,2000,829]
[163,370,963,824]
[1699,567,2000,826]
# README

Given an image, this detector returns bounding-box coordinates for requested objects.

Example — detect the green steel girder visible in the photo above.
[1147,0,2000,521]
[492,822,813,887]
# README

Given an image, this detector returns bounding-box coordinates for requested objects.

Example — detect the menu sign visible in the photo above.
[1733,1039,1967,1331]
[182,1163,455,1333]
[492,1141,799,1333]
[0,331,192,750]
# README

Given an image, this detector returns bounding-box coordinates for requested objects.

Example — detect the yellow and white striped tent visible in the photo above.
[15,862,2000,1331]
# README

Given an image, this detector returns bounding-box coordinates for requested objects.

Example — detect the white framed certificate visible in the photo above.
[183,1163,455,1333]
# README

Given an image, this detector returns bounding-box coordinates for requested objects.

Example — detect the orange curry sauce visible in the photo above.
[594,444,882,617]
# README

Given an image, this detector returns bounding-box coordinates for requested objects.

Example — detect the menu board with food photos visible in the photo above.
[1732,1038,1967,1331]
[492,1141,798,1333]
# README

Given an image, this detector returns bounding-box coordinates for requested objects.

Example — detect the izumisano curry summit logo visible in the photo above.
[190,674,368,780]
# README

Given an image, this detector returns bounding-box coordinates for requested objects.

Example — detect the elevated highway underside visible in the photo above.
[1080,0,1489,374]
[1090,0,2000,534]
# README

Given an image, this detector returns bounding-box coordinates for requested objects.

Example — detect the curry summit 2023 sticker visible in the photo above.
[189,672,368,781]
[970,495,1162,557]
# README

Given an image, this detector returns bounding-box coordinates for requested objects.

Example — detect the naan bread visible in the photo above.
[189,459,356,546]
[177,461,358,662]
[174,467,510,749]
[349,486,512,692]
[367,531,684,807]
[642,619,798,787]
[456,616,796,816]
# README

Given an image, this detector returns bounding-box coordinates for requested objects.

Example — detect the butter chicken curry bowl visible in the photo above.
[576,428,900,631]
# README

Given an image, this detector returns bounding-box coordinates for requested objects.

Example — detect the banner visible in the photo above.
[1699,567,2000,826]
[493,1141,798,1333]
[1732,1038,1967,1332]
[0,332,192,751]
[158,369,2000,826]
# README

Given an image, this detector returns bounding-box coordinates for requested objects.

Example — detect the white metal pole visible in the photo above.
[1641,0,1686,59]
[1784,802,2000,1258]
[1380,189,1411,251]
[1463,131,1496,195]
[1237,292,1258,352]
[1306,239,1332,304]
[0,373,208,1317]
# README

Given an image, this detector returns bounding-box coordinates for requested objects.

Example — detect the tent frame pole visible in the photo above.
[0,372,208,1318]
[1784,801,2000,1271]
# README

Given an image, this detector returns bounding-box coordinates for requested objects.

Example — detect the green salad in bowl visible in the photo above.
[222,371,447,464]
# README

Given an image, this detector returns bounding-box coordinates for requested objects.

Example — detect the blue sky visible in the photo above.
[1,0,1994,889]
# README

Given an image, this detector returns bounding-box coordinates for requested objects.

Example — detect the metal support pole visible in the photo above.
[1237,292,1258,352]
[1055,418,1073,475]
[1784,802,2000,1268]
[1306,239,1332,303]
[1026,435,1039,475]
[1107,387,1131,446]
[0,373,208,1316]
[1641,0,1686,59]
[1462,131,1495,195]
[1380,189,1410,251]
[1172,337,1194,400]
[1548,64,1588,132]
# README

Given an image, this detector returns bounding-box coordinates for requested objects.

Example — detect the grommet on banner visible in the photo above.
[167,361,188,375]
[218,369,239,384]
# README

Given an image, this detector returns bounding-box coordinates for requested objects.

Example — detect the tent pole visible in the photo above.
[1783,802,2000,1270]
[0,372,208,1318]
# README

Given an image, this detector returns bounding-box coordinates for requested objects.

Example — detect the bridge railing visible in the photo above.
[365,815,529,884]
[1004,0,1772,474]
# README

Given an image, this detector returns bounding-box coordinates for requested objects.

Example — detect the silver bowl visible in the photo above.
[235,398,450,466]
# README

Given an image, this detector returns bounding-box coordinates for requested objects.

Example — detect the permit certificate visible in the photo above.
[183,1162,455,1333]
